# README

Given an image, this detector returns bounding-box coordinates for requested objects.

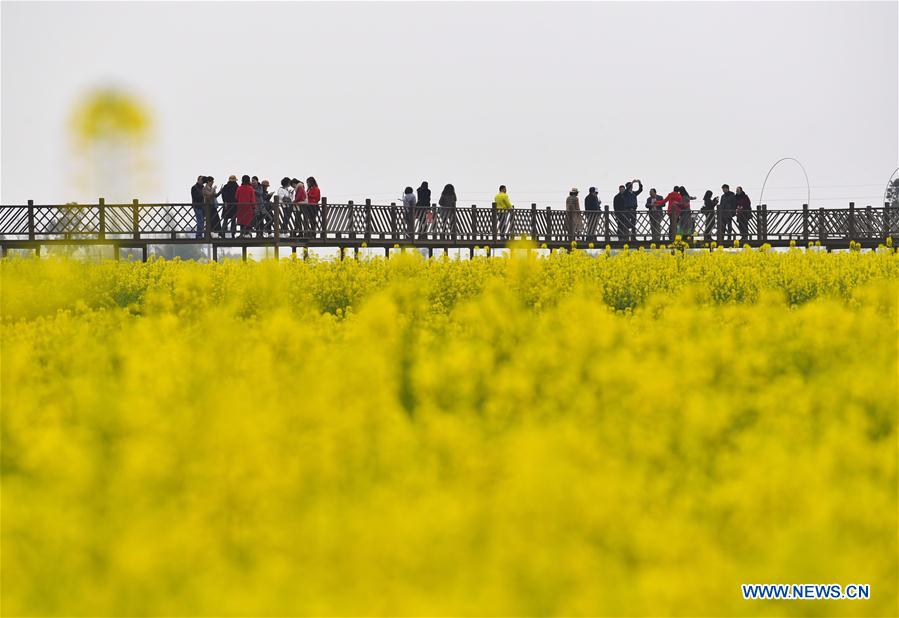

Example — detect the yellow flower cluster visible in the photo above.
[2,249,897,616]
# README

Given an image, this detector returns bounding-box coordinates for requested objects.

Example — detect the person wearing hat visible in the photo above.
[220,175,240,238]
[584,187,602,241]
[566,188,582,240]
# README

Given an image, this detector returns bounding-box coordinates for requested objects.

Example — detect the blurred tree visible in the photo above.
[69,88,154,204]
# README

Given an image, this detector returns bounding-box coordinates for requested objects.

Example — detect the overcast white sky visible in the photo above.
[2,1,897,209]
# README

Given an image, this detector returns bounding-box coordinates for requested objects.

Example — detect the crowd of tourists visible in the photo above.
[190,175,320,239]
[190,175,752,242]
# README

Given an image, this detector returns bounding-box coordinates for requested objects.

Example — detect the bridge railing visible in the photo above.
[1,200,897,247]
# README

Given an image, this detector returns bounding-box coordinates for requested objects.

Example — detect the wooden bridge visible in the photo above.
[0,199,896,260]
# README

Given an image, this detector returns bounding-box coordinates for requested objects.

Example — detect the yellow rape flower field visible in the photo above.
[1,247,897,617]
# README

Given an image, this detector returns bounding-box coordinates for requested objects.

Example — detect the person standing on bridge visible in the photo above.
[584,187,601,242]
[220,175,239,238]
[495,185,512,237]
[677,186,696,237]
[277,177,294,236]
[700,190,718,242]
[646,188,664,243]
[566,188,582,240]
[612,185,627,242]
[656,186,684,240]
[735,186,752,241]
[719,184,736,241]
[417,182,431,240]
[624,179,642,242]
[236,175,256,237]
[402,186,416,239]
[305,177,320,237]
[291,179,306,235]
[438,184,457,240]
[190,175,205,239]
[203,176,222,235]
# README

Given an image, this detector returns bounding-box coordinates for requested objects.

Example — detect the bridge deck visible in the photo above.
[1,200,896,258]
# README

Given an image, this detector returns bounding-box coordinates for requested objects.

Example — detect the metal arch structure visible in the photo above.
[882,167,899,208]
[758,157,811,209]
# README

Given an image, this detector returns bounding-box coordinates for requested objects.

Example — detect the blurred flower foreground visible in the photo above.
[2,248,897,616]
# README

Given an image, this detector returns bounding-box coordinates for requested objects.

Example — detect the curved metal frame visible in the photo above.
[882,166,899,207]
[759,157,811,208]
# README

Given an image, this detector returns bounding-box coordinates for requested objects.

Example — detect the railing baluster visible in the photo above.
[27,199,35,241]
[132,199,140,240]
[364,199,371,243]
[98,197,106,241]
[802,204,809,244]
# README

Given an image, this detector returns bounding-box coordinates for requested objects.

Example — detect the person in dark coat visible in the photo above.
[719,184,737,241]
[190,175,205,239]
[623,179,642,242]
[612,185,627,241]
[645,188,664,243]
[438,184,457,239]
[700,190,718,242]
[416,182,431,240]
[584,187,601,241]
[735,186,752,241]
[220,175,239,238]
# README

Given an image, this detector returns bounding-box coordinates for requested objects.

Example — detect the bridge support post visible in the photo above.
[141,245,148,262]
[113,244,120,261]
[212,244,218,262]
[242,245,247,262]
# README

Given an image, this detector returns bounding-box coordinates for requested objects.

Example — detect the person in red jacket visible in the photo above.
[235,175,256,237]
[656,186,684,240]
[303,176,321,236]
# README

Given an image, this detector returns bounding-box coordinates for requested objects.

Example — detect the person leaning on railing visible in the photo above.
[495,185,512,236]
[438,184,457,240]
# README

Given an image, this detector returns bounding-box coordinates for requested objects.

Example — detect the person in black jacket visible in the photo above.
[416,182,431,240]
[735,186,752,241]
[623,179,642,242]
[219,175,239,238]
[612,185,627,241]
[719,184,737,241]
[584,187,601,241]
[700,190,718,241]
[645,188,664,243]
[190,175,205,239]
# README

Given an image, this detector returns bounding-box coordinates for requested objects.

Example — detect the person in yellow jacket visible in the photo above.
[494,185,512,237]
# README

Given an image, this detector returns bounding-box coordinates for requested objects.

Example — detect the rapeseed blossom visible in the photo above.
[1,250,897,616]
